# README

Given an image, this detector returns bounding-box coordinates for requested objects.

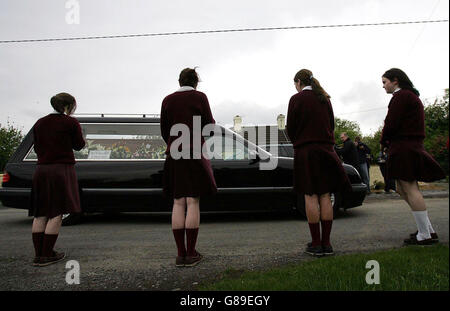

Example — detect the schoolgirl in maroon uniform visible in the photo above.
[160,68,217,267]
[287,69,351,257]
[30,93,85,266]
[380,68,445,245]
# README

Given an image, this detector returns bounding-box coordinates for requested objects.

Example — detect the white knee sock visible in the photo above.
[427,217,436,234]
[412,211,432,240]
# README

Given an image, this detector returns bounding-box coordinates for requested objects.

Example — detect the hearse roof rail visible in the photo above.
[73,113,160,118]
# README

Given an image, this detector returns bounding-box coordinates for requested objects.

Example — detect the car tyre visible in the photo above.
[62,213,83,226]
[295,195,306,218]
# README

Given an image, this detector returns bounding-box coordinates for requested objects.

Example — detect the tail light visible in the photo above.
[2,172,10,184]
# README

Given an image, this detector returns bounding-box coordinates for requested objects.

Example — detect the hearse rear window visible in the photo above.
[24,123,167,161]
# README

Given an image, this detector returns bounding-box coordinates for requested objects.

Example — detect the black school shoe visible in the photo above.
[38,251,66,267]
[184,252,203,267]
[322,245,334,256]
[409,231,439,243]
[307,242,334,256]
[305,244,324,257]
[403,235,434,246]
[175,256,185,267]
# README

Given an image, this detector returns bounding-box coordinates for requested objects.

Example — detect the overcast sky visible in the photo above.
[0,0,448,136]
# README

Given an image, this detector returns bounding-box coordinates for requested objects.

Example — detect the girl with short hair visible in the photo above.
[160,68,217,266]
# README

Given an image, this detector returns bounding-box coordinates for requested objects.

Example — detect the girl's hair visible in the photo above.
[178,67,200,88]
[382,68,420,96]
[51,92,76,115]
[294,69,330,104]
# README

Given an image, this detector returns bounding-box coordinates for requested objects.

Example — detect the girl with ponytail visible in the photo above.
[30,93,85,266]
[287,69,351,257]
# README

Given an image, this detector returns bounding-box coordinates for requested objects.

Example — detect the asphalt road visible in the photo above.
[0,196,448,291]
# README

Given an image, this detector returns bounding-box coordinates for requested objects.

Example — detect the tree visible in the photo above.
[0,122,24,171]
[362,126,383,163]
[424,88,449,133]
[423,88,449,175]
[334,117,362,145]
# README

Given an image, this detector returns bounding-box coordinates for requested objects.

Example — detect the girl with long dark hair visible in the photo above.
[381,68,445,245]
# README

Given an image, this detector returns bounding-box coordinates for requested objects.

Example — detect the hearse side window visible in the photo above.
[284,144,294,157]
[205,135,249,160]
[24,123,167,161]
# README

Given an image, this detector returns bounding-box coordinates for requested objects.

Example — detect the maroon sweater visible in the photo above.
[286,90,335,148]
[33,114,85,165]
[380,89,425,147]
[160,90,215,155]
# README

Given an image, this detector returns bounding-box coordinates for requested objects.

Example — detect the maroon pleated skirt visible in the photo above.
[293,143,352,195]
[386,140,445,182]
[29,164,82,219]
[163,155,217,199]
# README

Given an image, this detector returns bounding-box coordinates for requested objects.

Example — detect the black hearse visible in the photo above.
[0,115,367,225]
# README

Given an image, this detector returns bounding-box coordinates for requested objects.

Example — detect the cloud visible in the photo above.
[212,99,286,127]
[337,81,390,135]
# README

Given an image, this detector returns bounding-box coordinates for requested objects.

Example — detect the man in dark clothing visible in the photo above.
[354,136,372,194]
[335,133,361,175]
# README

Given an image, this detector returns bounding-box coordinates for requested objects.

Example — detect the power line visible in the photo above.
[0,19,448,44]
[337,106,387,116]
[336,95,444,116]
[408,0,442,56]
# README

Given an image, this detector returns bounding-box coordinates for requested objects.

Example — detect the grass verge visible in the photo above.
[200,244,449,291]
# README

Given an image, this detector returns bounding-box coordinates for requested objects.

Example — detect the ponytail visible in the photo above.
[50,92,76,115]
[294,69,330,104]
[310,77,331,104]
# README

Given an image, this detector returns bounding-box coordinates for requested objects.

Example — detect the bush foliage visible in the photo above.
[423,89,449,174]
[0,122,24,171]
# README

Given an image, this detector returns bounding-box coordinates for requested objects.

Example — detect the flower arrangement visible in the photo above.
[109,141,132,159]
[74,140,106,159]
[132,142,166,159]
